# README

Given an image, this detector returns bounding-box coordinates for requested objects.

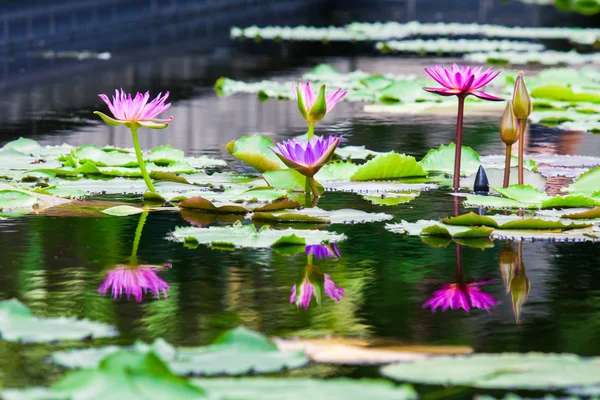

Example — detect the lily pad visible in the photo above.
[226,134,284,173]
[191,378,417,400]
[101,205,145,216]
[262,169,324,194]
[52,327,309,376]
[0,189,38,210]
[169,221,345,249]
[350,153,426,181]
[567,166,600,195]
[335,145,390,160]
[250,207,392,224]
[0,299,116,342]
[381,353,600,389]
[420,143,482,176]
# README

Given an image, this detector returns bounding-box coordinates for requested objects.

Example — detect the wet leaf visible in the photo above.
[381,353,600,389]
[169,221,345,249]
[226,134,284,173]
[351,153,426,181]
[263,169,324,194]
[420,143,482,176]
[0,299,116,342]
[101,205,145,216]
[251,207,393,224]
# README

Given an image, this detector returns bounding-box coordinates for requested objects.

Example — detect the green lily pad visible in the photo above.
[226,134,284,173]
[492,184,550,204]
[568,166,600,195]
[335,145,390,160]
[2,137,42,153]
[0,189,38,210]
[191,378,417,400]
[420,143,482,176]
[531,84,600,103]
[52,327,309,376]
[146,145,184,165]
[381,353,600,389]
[350,153,426,181]
[251,207,392,224]
[71,144,138,167]
[262,169,324,194]
[315,162,360,181]
[101,205,145,216]
[362,192,419,206]
[170,221,345,249]
[0,299,116,342]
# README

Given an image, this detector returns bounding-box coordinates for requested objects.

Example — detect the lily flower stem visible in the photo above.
[453,96,466,191]
[503,144,512,188]
[130,127,156,193]
[517,118,527,185]
[308,177,320,198]
[307,122,315,140]
[307,253,314,265]
[130,210,149,265]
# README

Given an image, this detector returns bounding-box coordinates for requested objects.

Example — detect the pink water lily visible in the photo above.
[424,64,503,101]
[293,80,347,126]
[98,264,171,302]
[95,89,173,129]
[291,273,344,310]
[423,64,503,190]
[306,243,341,260]
[423,281,497,313]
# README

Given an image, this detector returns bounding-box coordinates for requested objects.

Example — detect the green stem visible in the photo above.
[130,127,156,193]
[308,177,320,198]
[129,210,148,265]
[307,122,315,140]
[307,253,314,265]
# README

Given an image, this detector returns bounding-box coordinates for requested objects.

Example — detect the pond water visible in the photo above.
[2,47,600,389]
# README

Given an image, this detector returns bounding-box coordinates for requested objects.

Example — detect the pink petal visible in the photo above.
[470,90,504,101]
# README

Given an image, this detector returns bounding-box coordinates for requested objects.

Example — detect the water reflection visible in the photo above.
[499,242,531,323]
[423,244,497,313]
[290,244,345,310]
[98,211,171,302]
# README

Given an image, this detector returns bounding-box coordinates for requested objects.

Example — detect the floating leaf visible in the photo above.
[146,145,184,165]
[251,207,392,224]
[52,327,308,376]
[192,378,417,400]
[226,134,284,173]
[420,143,482,175]
[493,184,550,204]
[350,153,426,181]
[362,192,419,206]
[568,166,600,195]
[315,162,360,181]
[101,205,145,216]
[263,169,324,194]
[335,145,390,160]
[169,221,345,249]
[462,167,547,192]
[381,353,600,389]
[0,189,38,210]
[71,144,138,167]
[0,299,116,342]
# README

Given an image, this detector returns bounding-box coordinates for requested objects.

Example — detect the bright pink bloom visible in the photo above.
[95,89,174,129]
[424,64,503,101]
[270,135,341,177]
[290,274,344,310]
[423,281,497,313]
[98,264,170,302]
[293,80,347,123]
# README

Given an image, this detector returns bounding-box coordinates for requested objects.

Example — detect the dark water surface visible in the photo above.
[2,49,600,388]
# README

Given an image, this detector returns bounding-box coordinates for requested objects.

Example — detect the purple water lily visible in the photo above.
[423,281,497,313]
[293,80,347,128]
[98,264,170,303]
[291,273,344,310]
[423,64,503,190]
[306,243,341,260]
[270,135,341,196]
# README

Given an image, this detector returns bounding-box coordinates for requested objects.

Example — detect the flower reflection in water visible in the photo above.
[98,211,171,303]
[290,244,345,310]
[423,243,497,313]
[504,242,530,323]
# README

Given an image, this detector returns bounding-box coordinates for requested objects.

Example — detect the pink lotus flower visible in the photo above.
[424,64,503,101]
[98,264,170,302]
[291,274,344,310]
[423,281,497,313]
[293,80,347,124]
[306,243,341,260]
[270,135,341,177]
[95,89,173,129]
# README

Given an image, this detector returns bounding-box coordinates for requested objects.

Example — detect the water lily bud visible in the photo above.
[510,266,530,324]
[498,242,516,292]
[307,84,327,124]
[500,101,519,145]
[512,72,532,119]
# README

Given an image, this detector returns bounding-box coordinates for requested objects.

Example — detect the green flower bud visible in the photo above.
[500,101,519,145]
[307,84,327,124]
[512,72,532,120]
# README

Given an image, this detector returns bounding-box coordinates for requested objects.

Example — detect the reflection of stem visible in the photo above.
[516,241,523,274]
[130,211,149,265]
[503,144,512,188]
[517,118,527,185]
[453,95,466,191]
[453,195,461,217]
[455,243,463,281]
[131,127,156,193]
[307,253,314,266]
